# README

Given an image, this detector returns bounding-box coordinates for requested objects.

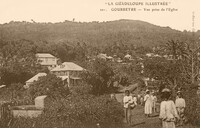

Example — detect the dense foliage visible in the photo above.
[144,40,200,124]
[0,20,195,47]
[0,40,38,85]
[82,59,115,95]
[28,74,69,99]
[3,85,124,128]
[184,87,200,125]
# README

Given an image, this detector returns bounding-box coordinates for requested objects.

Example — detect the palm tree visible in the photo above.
[163,40,188,89]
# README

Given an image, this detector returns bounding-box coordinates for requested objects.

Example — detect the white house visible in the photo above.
[146,53,154,57]
[107,56,114,61]
[116,58,123,63]
[97,53,107,60]
[124,54,132,60]
[51,62,84,86]
[36,53,57,70]
[25,73,47,87]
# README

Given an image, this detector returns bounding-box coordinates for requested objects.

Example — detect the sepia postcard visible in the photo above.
[0,0,200,128]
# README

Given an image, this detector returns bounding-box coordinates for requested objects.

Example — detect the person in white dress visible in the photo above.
[144,90,152,117]
[159,88,179,128]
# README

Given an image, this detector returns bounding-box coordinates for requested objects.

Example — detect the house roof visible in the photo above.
[35,95,47,101]
[70,76,81,79]
[97,53,107,59]
[125,54,131,58]
[107,56,113,59]
[51,62,84,72]
[26,73,47,83]
[36,53,56,58]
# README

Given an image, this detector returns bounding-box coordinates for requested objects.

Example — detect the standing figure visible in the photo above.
[110,93,116,100]
[129,93,138,124]
[175,91,186,126]
[123,90,132,124]
[140,95,144,106]
[137,94,141,105]
[152,92,157,113]
[144,90,152,117]
[159,88,179,128]
[131,93,138,107]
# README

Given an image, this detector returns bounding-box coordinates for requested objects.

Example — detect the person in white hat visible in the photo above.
[159,88,179,128]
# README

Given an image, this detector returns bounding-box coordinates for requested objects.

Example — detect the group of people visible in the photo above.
[159,88,186,128]
[123,89,157,125]
[144,90,158,117]
[123,88,186,128]
[123,90,138,124]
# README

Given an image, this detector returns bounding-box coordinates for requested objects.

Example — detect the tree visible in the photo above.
[112,61,142,86]
[143,40,188,91]
[29,74,69,99]
[144,57,182,90]
[181,42,200,85]
[82,58,115,95]
[0,40,39,85]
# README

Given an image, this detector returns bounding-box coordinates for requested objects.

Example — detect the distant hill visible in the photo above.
[0,19,196,47]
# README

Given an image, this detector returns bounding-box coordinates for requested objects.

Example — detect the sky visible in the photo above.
[0,0,200,31]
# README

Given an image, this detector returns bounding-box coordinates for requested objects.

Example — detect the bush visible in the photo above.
[28,74,69,99]
[42,93,124,128]
[7,86,124,128]
[0,83,31,103]
[184,88,200,125]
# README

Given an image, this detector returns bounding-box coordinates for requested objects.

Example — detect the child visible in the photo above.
[131,93,138,108]
[159,88,179,128]
[152,92,157,113]
[110,93,116,100]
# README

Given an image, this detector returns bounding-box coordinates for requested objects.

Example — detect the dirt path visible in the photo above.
[124,106,161,128]
[115,93,198,128]
[123,106,198,128]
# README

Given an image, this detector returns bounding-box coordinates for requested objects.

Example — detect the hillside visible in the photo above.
[0,19,195,47]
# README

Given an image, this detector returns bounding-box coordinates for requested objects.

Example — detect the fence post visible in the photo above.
[0,102,13,127]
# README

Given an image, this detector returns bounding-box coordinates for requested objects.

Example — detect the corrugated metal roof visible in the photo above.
[26,73,47,83]
[36,53,56,58]
[51,62,84,72]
